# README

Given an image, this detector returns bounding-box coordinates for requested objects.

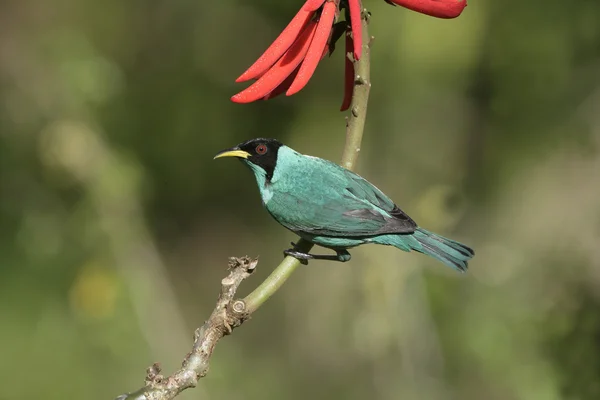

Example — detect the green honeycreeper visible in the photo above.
[214,138,474,272]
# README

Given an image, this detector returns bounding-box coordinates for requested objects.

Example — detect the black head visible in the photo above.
[214,138,284,181]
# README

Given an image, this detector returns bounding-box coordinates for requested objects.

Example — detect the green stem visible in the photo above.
[244,7,372,313]
[341,7,371,170]
[244,239,313,313]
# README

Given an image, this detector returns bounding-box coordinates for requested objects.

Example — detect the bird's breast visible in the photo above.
[260,182,274,204]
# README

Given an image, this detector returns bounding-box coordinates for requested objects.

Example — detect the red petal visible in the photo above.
[388,0,467,18]
[235,8,314,83]
[303,0,326,12]
[348,0,363,60]
[320,43,329,60]
[340,32,354,111]
[263,66,301,100]
[231,21,319,103]
[286,1,336,96]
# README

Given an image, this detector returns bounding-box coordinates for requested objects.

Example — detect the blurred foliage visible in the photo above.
[2,0,600,399]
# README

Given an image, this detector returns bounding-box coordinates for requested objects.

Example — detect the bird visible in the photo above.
[214,138,474,272]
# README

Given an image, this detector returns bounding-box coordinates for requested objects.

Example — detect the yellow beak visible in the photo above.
[213,149,251,160]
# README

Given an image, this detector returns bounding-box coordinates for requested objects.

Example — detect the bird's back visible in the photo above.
[264,147,416,237]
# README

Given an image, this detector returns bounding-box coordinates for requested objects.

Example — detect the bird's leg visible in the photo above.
[283,242,351,264]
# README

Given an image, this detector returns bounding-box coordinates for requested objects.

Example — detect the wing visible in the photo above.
[266,157,417,237]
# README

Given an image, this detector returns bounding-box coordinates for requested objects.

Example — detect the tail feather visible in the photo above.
[412,228,474,272]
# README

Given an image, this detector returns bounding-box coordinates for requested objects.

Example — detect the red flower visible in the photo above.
[232,0,362,110]
[385,0,467,19]
[231,0,466,109]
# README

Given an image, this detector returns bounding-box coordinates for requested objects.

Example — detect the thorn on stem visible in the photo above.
[355,75,367,85]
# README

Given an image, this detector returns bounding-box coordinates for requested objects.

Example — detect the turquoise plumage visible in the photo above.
[215,138,474,272]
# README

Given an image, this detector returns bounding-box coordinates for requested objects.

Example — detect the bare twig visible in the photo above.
[116,7,372,400]
[117,257,257,400]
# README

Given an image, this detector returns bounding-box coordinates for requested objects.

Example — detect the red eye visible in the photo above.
[255,144,267,155]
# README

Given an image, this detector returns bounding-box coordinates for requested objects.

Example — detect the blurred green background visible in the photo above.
[2,0,600,399]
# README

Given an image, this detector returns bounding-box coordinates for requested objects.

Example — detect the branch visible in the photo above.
[117,257,257,400]
[342,6,372,170]
[116,7,372,400]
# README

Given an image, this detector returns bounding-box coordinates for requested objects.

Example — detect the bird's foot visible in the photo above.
[283,246,351,264]
[283,243,309,264]
[335,249,352,262]
[283,249,310,265]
